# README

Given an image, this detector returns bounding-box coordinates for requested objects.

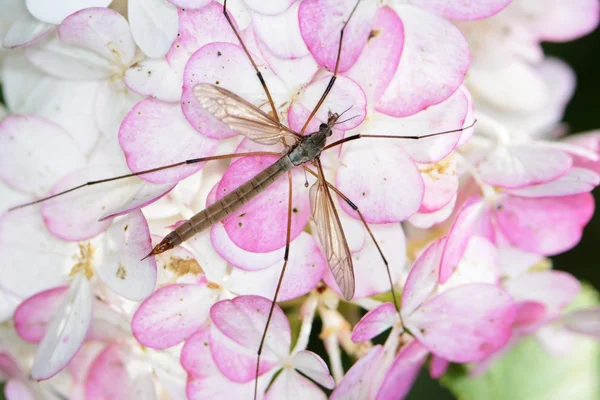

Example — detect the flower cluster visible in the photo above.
[0,0,599,399]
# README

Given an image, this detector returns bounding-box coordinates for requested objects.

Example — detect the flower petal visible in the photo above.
[376,340,429,400]
[26,0,112,25]
[407,0,511,20]
[351,302,397,343]
[3,11,54,49]
[132,283,218,349]
[129,0,178,58]
[418,154,457,213]
[245,0,294,16]
[564,307,600,340]
[31,273,92,380]
[266,369,327,400]
[292,350,334,390]
[252,2,307,58]
[84,344,140,400]
[124,58,182,102]
[13,286,69,343]
[330,345,383,400]
[505,167,599,198]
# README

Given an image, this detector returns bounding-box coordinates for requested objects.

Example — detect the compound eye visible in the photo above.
[319,123,328,130]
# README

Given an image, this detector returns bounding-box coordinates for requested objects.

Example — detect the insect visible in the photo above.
[10,0,473,397]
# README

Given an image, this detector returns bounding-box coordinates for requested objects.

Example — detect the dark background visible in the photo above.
[408,26,600,400]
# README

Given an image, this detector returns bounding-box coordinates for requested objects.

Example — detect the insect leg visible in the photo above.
[253,169,294,399]
[9,151,281,211]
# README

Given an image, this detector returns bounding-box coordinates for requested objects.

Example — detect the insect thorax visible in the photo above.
[288,130,328,166]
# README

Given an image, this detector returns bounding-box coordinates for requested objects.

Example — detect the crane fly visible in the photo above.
[9,0,474,397]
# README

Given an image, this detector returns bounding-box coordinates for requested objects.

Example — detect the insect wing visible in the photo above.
[194,83,296,145]
[310,177,355,300]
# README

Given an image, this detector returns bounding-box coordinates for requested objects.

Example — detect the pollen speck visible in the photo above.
[116,263,127,280]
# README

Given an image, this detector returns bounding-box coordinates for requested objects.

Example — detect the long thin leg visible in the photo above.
[300,0,362,134]
[303,165,401,315]
[9,151,281,211]
[254,170,294,399]
[223,0,280,124]
[323,120,477,151]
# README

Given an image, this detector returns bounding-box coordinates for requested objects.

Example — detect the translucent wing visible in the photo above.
[193,83,297,145]
[310,169,355,300]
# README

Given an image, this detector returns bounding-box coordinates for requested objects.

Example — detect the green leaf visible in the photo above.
[441,284,600,400]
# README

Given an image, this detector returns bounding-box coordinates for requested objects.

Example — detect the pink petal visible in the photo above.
[531,0,600,42]
[513,301,546,330]
[252,2,308,58]
[418,154,457,213]
[440,236,499,290]
[408,194,457,229]
[167,3,238,75]
[0,115,85,197]
[429,355,449,379]
[31,273,92,380]
[84,344,133,400]
[405,283,515,363]
[245,0,295,16]
[4,379,36,400]
[336,143,423,223]
[495,193,595,255]
[124,58,182,102]
[128,0,178,58]
[26,0,112,25]
[95,211,157,301]
[477,145,573,188]
[330,345,383,400]
[504,270,580,315]
[14,286,69,343]
[378,4,469,117]
[132,283,218,349]
[401,237,445,317]
[119,98,218,184]
[563,131,600,174]
[266,369,327,400]
[351,302,397,343]
[292,350,334,389]
[211,295,290,356]
[0,353,21,378]
[217,156,310,253]
[407,0,512,20]
[439,195,487,283]
[505,167,599,197]
[324,223,406,298]
[564,307,600,339]
[227,233,325,301]
[376,340,429,400]
[299,0,377,73]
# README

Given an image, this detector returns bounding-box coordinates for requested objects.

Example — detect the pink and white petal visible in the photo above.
[124,58,182,102]
[58,8,136,67]
[292,350,334,390]
[119,98,217,183]
[439,195,486,284]
[405,283,515,363]
[376,340,429,400]
[95,211,157,301]
[418,154,457,213]
[0,115,85,197]
[408,194,456,229]
[401,237,445,317]
[217,156,311,253]
[513,301,546,330]
[265,369,327,400]
[0,353,21,378]
[378,4,469,117]
[211,295,291,357]
[24,35,115,80]
[495,193,595,256]
[31,273,92,380]
[13,286,69,343]
[337,143,423,223]
[429,355,449,379]
[227,233,325,301]
[167,3,238,75]
[330,345,384,400]
[4,379,36,400]
[531,0,600,42]
[504,270,580,315]
[84,344,133,400]
[407,0,512,20]
[324,223,406,298]
[563,130,600,174]
[357,87,468,164]
[564,307,600,339]
[477,145,572,188]
[345,6,404,106]
[167,0,211,9]
[0,210,72,318]
[129,0,178,58]
[132,283,218,349]
[505,167,599,197]
[497,244,542,279]
[440,236,499,291]
[3,16,54,49]
[26,0,112,25]
[252,2,307,59]
[299,0,376,72]
[351,302,397,343]
[208,320,278,382]
[97,180,175,221]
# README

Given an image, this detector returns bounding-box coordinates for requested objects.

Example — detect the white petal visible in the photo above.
[129,0,179,58]
[26,0,113,24]
[124,58,182,102]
